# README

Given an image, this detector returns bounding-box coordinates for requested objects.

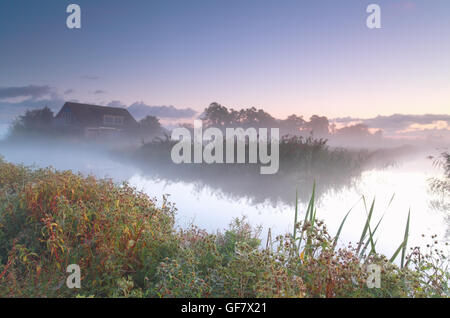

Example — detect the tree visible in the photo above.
[202,102,233,128]
[281,115,306,135]
[139,115,162,135]
[10,106,54,136]
[236,107,277,128]
[305,115,329,135]
[202,103,280,130]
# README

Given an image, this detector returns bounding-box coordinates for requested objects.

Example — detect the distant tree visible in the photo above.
[284,114,305,126]
[10,106,54,136]
[236,107,277,128]
[202,103,281,130]
[138,115,162,135]
[305,115,329,135]
[202,102,233,128]
[280,114,306,135]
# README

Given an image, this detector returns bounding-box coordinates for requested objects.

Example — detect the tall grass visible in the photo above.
[0,158,448,297]
[292,187,426,270]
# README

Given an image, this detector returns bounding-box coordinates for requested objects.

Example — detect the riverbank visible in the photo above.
[0,158,448,297]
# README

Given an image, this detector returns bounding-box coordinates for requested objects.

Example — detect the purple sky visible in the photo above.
[0,0,449,135]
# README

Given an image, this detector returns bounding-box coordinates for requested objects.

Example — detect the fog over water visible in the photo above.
[0,139,448,260]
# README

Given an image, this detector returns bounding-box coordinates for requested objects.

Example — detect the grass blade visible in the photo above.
[298,182,315,249]
[333,197,362,249]
[293,188,299,240]
[401,210,411,268]
[389,210,411,266]
[389,242,405,263]
[357,197,375,254]
[333,210,351,248]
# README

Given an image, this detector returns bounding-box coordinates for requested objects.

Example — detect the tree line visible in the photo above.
[7,106,163,140]
[199,102,382,138]
[7,103,383,140]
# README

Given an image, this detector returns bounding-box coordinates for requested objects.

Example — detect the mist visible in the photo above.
[1,121,448,257]
[0,100,448,262]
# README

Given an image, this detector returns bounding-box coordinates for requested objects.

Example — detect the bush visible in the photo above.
[0,158,448,297]
[0,157,177,297]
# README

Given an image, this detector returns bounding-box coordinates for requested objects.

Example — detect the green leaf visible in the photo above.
[401,210,411,268]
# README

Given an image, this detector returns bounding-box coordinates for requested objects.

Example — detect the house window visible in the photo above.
[103,115,124,125]
[114,116,124,125]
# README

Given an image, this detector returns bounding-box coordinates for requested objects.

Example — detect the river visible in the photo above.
[0,142,448,259]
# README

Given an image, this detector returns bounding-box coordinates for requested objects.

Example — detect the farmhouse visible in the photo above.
[54,102,138,137]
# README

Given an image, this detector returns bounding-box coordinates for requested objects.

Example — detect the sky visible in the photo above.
[0,0,449,132]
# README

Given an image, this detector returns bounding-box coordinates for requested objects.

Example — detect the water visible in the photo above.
[0,142,448,258]
[128,157,447,257]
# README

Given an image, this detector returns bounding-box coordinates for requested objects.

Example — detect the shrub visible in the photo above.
[0,157,177,297]
[0,158,448,297]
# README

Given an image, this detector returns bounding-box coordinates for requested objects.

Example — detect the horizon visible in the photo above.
[1,0,449,138]
[1,99,450,140]
[0,1,449,300]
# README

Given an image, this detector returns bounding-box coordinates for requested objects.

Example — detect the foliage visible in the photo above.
[430,152,450,196]
[134,134,375,205]
[8,107,54,137]
[0,157,177,297]
[201,102,328,136]
[429,152,450,238]
[0,158,448,297]
[133,115,162,142]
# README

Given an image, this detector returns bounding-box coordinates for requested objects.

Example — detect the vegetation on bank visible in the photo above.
[133,134,408,204]
[4,104,414,205]
[0,158,448,297]
[430,152,450,202]
[429,152,450,237]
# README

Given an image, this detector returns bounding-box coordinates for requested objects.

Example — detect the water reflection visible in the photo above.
[130,142,415,205]
[128,153,448,257]
[0,141,447,258]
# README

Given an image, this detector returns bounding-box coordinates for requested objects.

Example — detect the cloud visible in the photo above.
[398,121,450,133]
[0,85,52,100]
[81,75,100,80]
[0,85,198,129]
[105,101,196,119]
[0,96,66,124]
[126,101,197,120]
[334,114,450,136]
[107,100,126,108]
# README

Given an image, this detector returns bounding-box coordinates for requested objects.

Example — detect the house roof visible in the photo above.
[56,102,138,128]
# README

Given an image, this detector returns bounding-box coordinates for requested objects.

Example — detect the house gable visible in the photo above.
[55,102,138,129]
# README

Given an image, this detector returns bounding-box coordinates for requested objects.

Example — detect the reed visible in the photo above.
[0,157,448,298]
[292,187,412,267]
